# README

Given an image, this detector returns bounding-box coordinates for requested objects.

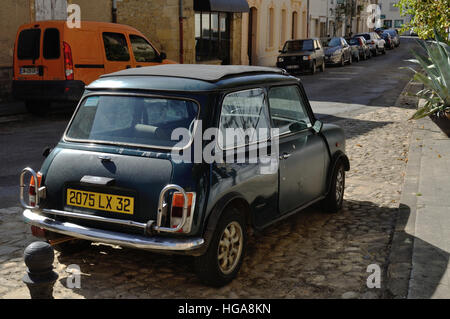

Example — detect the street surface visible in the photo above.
[0,38,421,298]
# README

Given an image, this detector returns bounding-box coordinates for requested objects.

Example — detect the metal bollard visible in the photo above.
[22,241,58,299]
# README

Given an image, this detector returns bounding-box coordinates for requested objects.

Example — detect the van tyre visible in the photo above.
[25,100,50,116]
[194,206,247,287]
[322,161,345,213]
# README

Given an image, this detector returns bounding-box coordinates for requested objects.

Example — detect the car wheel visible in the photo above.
[348,54,352,65]
[320,61,325,72]
[382,47,386,54]
[340,55,345,67]
[194,206,247,287]
[310,62,316,75]
[322,161,345,213]
[25,100,51,116]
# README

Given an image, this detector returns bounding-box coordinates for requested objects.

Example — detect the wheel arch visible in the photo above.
[325,150,350,196]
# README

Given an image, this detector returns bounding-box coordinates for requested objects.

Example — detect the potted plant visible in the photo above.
[405,30,450,137]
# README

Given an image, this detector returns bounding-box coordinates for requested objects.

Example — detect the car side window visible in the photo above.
[219,88,271,149]
[103,32,131,61]
[268,85,312,136]
[129,35,158,62]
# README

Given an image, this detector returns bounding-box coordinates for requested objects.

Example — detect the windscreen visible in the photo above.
[66,95,199,148]
[283,40,314,52]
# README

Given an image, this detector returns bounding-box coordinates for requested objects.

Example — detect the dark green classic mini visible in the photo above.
[20,64,350,286]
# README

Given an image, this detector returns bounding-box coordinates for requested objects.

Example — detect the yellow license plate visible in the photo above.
[66,189,134,215]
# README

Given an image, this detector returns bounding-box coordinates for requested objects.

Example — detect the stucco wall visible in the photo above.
[242,0,307,67]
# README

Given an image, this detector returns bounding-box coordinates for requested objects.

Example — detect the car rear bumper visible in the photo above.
[23,209,205,254]
[12,80,85,102]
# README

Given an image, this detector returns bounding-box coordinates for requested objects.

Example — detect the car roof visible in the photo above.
[100,64,284,83]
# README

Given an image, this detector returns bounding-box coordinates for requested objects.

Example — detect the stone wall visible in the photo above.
[116,0,195,64]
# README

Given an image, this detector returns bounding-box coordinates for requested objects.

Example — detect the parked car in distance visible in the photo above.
[354,32,386,56]
[324,37,353,66]
[384,29,400,47]
[277,38,325,74]
[13,21,175,115]
[348,36,371,61]
[20,64,350,287]
[381,32,394,49]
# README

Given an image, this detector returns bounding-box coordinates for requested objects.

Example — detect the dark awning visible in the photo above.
[194,0,249,13]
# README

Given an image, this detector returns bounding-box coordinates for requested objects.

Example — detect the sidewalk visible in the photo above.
[388,99,450,298]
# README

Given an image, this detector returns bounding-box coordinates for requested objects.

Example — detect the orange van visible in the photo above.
[13,21,175,114]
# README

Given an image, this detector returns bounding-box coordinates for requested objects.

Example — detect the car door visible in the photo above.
[341,38,350,61]
[128,34,163,68]
[268,85,327,215]
[101,31,134,73]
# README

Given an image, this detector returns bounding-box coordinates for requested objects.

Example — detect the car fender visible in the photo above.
[325,150,350,195]
[196,192,250,255]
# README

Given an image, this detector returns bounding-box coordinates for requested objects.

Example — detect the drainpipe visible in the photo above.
[306,0,310,38]
[112,0,117,23]
[179,0,184,64]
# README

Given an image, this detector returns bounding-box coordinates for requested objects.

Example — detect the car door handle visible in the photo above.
[279,153,291,160]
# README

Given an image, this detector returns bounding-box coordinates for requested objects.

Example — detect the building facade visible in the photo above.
[378,0,411,30]
[0,0,249,101]
[241,0,308,67]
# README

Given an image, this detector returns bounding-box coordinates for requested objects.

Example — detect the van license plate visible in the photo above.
[66,189,134,215]
[20,67,39,75]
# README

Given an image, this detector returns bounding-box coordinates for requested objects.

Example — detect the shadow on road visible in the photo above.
[51,198,449,299]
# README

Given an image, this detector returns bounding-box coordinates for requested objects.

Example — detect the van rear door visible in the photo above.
[15,27,43,81]
[42,27,65,81]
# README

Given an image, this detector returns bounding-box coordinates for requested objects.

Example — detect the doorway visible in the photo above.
[248,7,257,65]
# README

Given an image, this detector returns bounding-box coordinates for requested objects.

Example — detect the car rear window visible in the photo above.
[283,40,314,52]
[66,95,199,149]
[17,29,41,60]
[356,34,370,41]
[43,28,60,59]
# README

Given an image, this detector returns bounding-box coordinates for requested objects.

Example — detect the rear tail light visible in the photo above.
[63,42,74,80]
[29,172,42,207]
[170,192,196,233]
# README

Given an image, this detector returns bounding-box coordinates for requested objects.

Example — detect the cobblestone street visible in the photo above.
[0,90,417,299]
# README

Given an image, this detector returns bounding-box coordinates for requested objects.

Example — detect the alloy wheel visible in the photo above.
[217,221,244,275]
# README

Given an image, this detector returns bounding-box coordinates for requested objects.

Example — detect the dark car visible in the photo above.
[348,36,371,61]
[381,32,394,49]
[384,29,400,47]
[20,65,349,287]
[324,37,353,66]
[277,38,325,74]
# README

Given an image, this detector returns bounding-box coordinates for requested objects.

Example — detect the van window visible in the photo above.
[102,32,130,61]
[17,29,41,60]
[130,35,158,62]
[43,28,60,59]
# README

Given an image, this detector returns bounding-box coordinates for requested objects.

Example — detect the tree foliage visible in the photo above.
[395,0,450,40]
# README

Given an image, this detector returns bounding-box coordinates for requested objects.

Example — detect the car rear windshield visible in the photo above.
[355,34,370,41]
[283,40,314,52]
[348,38,359,45]
[43,28,60,59]
[17,29,41,60]
[66,95,199,149]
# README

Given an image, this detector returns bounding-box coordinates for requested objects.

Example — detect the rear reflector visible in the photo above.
[29,172,42,207]
[170,192,195,233]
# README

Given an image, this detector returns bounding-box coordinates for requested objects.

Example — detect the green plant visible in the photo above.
[405,30,450,120]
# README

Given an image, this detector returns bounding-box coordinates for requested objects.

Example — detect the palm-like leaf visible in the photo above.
[407,29,450,120]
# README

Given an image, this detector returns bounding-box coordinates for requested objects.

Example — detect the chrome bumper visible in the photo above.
[23,209,204,252]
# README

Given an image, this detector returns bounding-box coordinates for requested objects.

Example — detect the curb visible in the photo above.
[384,80,424,298]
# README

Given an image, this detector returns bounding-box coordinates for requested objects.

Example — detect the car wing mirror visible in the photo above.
[312,120,323,134]
[159,52,167,61]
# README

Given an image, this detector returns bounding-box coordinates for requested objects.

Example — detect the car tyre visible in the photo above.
[382,47,386,55]
[25,100,51,116]
[348,54,352,65]
[340,55,345,67]
[322,161,345,213]
[320,61,325,72]
[194,206,247,287]
[310,62,316,75]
